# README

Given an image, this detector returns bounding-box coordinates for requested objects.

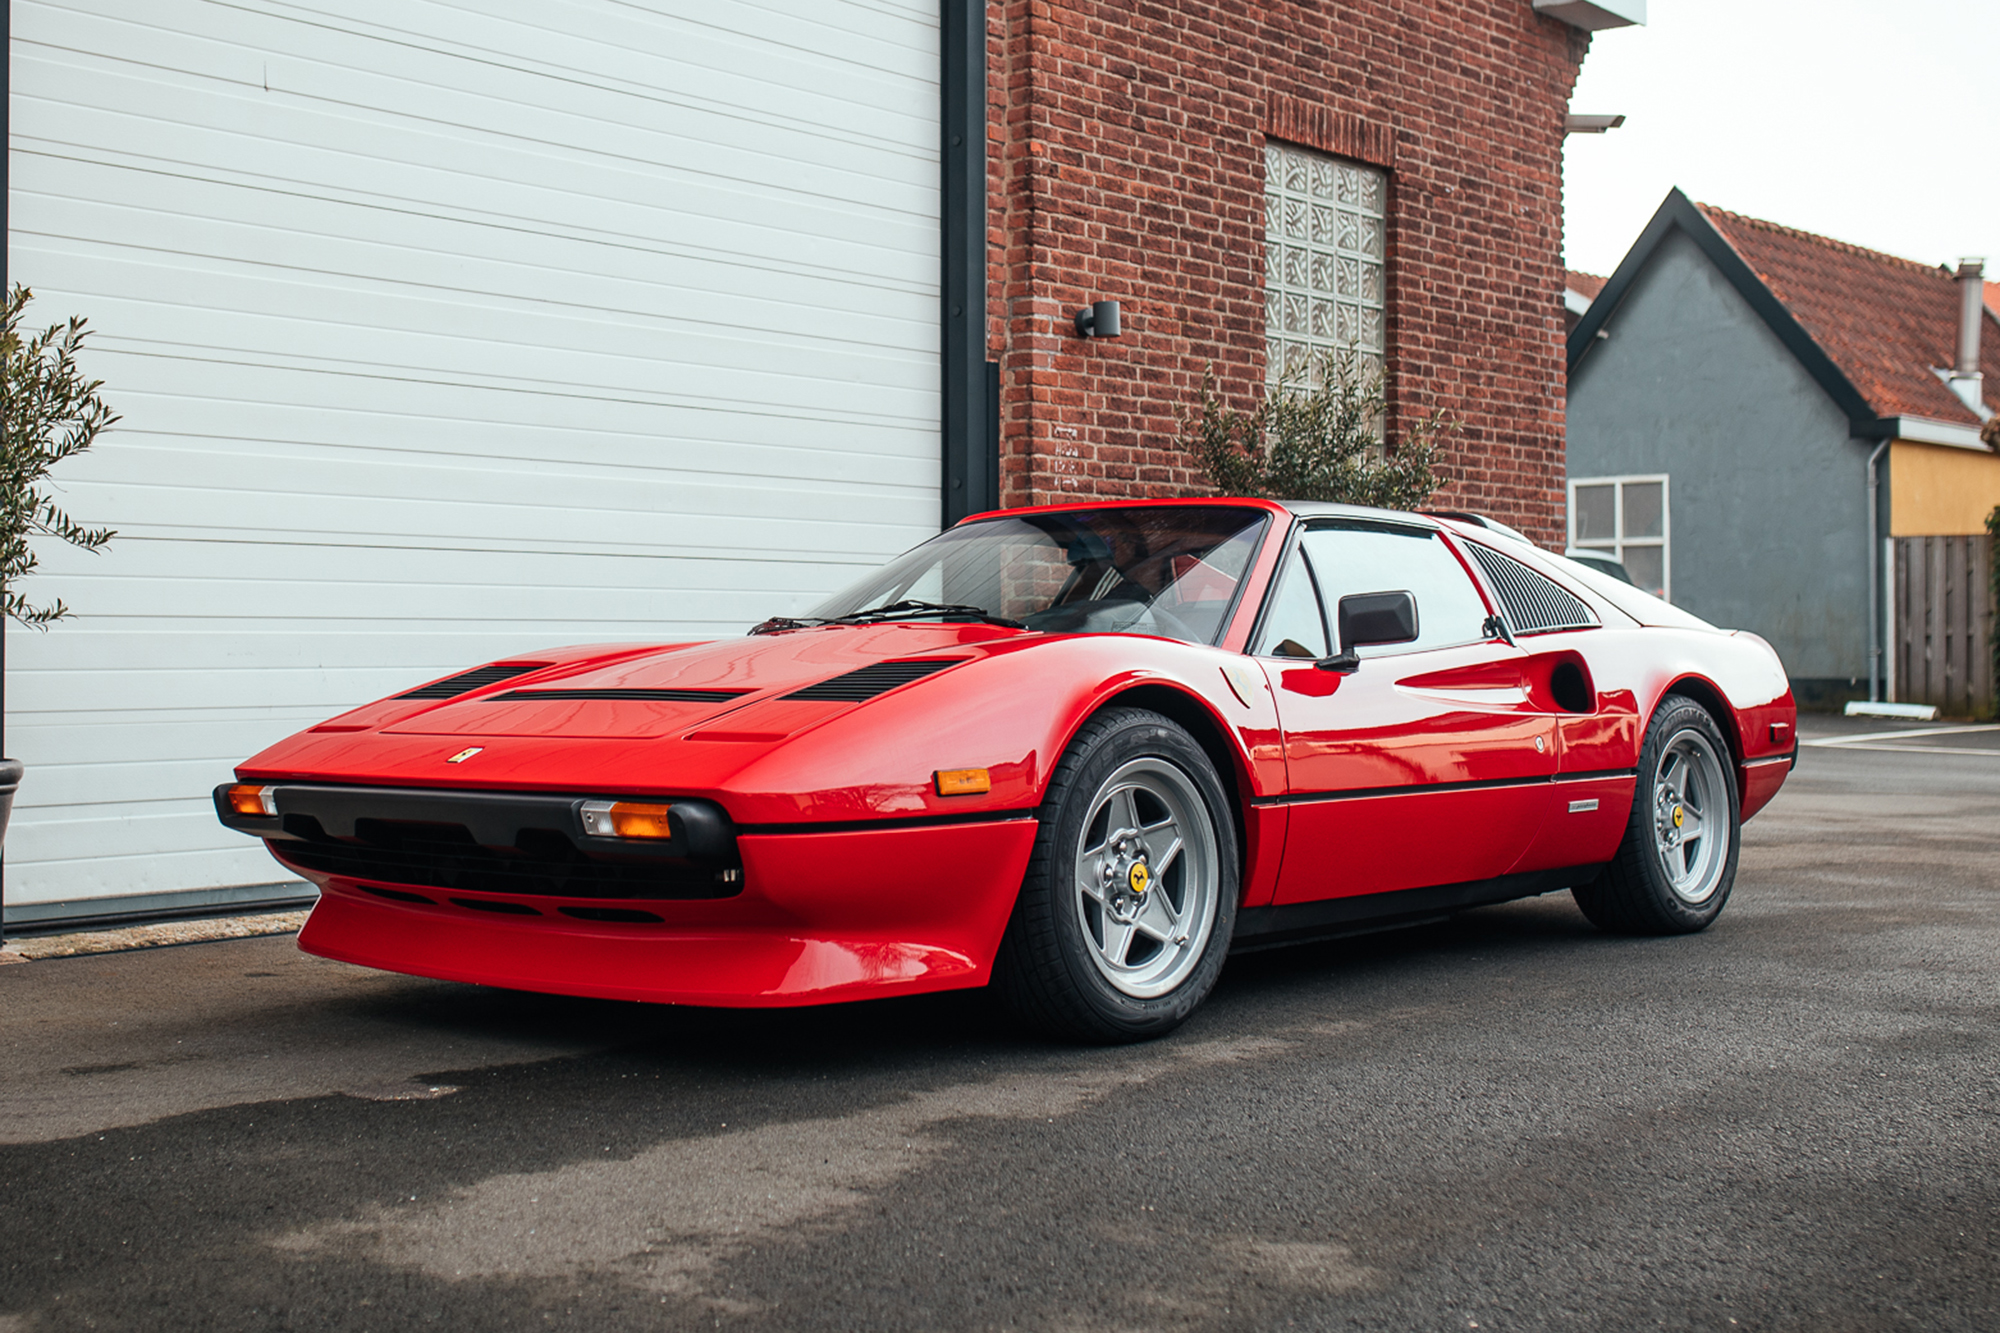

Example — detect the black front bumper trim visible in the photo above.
[214,783,737,866]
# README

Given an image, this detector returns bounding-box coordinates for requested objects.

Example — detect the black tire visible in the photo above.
[1573,694,1741,935]
[994,707,1239,1043]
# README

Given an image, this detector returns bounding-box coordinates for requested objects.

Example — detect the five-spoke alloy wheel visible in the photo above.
[1574,694,1741,934]
[1649,727,1731,905]
[997,708,1237,1042]
[1071,756,1221,999]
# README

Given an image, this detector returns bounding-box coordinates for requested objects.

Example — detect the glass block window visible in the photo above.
[1264,141,1388,387]
[1568,475,1670,600]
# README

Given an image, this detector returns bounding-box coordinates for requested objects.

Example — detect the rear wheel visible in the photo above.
[995,708,1238,1043]
[1573,695,1740,934]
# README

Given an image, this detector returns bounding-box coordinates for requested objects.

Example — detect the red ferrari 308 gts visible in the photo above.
[217,499,1796,1041]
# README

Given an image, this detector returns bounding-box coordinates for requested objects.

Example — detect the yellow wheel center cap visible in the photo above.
[1127,863,1151,896]
[1672,805,1684,829]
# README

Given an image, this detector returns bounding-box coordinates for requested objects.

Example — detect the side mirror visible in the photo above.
[1317,590,1419,673]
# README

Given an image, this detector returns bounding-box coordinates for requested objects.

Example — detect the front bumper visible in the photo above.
[215,782,742,898]
[276,814,1039,1007]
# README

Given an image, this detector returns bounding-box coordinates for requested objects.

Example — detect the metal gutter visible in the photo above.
[1871,415,1990,450]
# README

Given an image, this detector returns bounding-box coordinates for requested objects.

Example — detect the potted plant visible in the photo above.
[1179,347,1454,508]
[0,284,119,845]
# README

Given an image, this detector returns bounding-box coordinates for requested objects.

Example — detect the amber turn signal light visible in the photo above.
[575,800,679,840]
[226,784,276,817]
[609,802,677,839]
[934,768,991,797]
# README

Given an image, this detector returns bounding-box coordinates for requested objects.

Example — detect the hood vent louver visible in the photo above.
[397,662,550,700]
[490,688,750,703]
[783,659,964,702]
[1466,544,1597,634]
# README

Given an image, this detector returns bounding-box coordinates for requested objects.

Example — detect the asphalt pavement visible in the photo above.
[1,716,1995,1331]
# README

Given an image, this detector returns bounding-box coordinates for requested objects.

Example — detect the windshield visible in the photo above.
[805,506,1271,645]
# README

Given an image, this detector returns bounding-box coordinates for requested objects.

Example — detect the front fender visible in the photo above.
[716,636,1285,826]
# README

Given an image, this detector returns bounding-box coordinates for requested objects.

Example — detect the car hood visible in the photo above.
[359,622,1030,741]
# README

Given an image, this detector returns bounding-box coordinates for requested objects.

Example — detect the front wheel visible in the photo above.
[1573,694,1741,934]
[995,708,1238,1043]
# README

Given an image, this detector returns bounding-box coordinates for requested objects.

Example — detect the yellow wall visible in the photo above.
[1890,438,2000,536]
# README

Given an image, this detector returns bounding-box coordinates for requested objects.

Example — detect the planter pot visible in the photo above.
[0,760,23,847]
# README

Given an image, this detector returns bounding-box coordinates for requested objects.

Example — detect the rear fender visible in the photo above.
[1654,669,1796,823]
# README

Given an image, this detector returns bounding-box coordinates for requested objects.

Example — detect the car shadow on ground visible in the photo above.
[318,887,1610,1071]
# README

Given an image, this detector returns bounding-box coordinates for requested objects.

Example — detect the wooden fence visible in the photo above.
[1889,534,1994,717]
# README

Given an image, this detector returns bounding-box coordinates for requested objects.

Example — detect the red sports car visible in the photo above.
[217,499,1796,1041]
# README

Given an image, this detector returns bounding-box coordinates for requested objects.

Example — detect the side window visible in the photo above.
[1298,525,1490,656]
[1253,546,1330,658]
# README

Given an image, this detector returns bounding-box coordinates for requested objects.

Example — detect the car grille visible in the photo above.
[273,816,740,901]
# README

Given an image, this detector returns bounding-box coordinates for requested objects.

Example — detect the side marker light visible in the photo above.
[226,784,277,817]
[934,768,991,797]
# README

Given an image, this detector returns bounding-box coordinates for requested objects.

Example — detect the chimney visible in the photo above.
[1949,257,1986,415]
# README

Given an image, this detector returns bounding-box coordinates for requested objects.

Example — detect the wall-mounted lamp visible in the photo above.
[1073,300,1122,338]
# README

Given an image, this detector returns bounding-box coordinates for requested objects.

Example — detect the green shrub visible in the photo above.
[1179,349,1453,510]
[1,285,117,627]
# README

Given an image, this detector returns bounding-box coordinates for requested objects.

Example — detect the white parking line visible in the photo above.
[1814,743,2000,757]
[1803,724,2000,747]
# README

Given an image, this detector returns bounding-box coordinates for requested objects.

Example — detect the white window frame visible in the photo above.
[1567,474,1671,601]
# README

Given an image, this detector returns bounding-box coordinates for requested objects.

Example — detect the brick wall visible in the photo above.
[987,0,1590,547]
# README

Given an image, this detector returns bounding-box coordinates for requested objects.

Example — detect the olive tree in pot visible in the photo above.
[0,284,119,846]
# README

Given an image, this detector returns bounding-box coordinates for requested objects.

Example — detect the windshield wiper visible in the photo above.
[833,600,1024,628]
[748,616,819,635]
[750,600,1023,634]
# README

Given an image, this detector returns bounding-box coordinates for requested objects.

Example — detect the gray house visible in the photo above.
[1567,189,1999,706]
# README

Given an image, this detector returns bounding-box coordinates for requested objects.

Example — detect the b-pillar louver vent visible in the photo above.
[397,663,550,700]
[783,660,963,702]
[1465,545,1597,635]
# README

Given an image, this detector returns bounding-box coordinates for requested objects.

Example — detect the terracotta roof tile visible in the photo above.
[1697,204,1997,427]
[1566,269,1608,300]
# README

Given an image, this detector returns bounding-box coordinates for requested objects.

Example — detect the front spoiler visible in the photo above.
[293,817,1039,1006]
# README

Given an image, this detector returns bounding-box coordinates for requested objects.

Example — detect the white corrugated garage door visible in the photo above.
[6,0,941,919]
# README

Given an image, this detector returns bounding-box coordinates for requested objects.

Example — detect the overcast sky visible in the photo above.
[1562,0,2000,280]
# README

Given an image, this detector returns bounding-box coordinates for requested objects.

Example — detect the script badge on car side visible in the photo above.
[446,747,484,764]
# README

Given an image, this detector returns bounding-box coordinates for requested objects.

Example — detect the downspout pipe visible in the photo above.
[1866,437,1890,702]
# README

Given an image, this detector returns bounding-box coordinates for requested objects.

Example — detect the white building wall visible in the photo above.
[5,0,942,915]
